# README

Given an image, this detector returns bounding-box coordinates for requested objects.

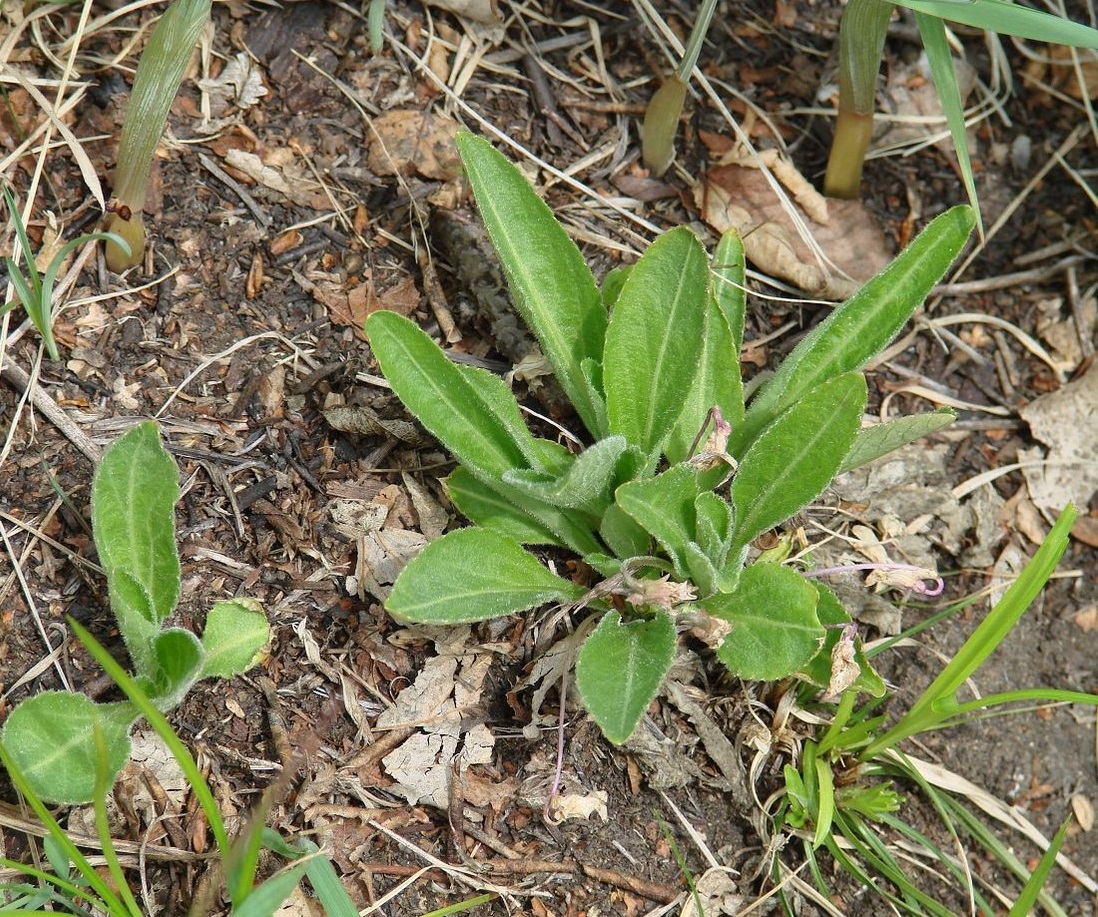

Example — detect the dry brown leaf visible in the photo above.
[223,148,330,209]
[367,110,463,180]
[425,0,502,26]
[1047,44,1098,101]
[1019,364,1098,517]
[696,164,891,298]
[1073,605,1098,633]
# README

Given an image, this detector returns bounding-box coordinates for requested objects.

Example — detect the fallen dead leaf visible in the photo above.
[696,163,891,298]
[224,148,330,209]
[198,51,268,113]
[1019,364,1098,519]
[367,110,463,181]
[425,0,502,26]
[1073,605,1098,633]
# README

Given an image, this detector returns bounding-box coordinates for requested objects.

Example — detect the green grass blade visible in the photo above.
[898,0,1098,48]
[864,505,1076,755]
[915,14,981,233]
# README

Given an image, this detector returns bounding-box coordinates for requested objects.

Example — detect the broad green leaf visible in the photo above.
[529,438,575,475]
[598,502,651,559]
[387,528,583,624]
[731,373,867,551]
[734,206,974,452]
[604,227,708,462]
[148,628,204,710]
[107,569,160,673]
[1,693,136,804]
[503,435,627,514]
[576,610,676,744]
[201,597,270,679]
[366,311,530,479]
[707,564,823,680]
[916,14,979,230]
[838,408,956,474]
[446,467,564,546]
[91,421,180,626]
[684,541,719,597]
[799,583,886,697]
[615,463,703,577]
[898,0,1098,48]
[457,132,606,435]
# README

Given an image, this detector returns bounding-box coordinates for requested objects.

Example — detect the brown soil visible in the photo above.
[1,0,1096,914]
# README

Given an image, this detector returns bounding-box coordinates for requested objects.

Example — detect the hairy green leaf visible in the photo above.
[1,693,136,804]
[735,207,973,452]
[387,528,583,624]
[799,583,886,697]
[838,408,956,474]
[503,435,628,515]
[201,598,270,680]
[666,232,746,464]
[446,467,564,546]
[615,463,703,577]
[598,502,651,558]
[366,311,532,479]
[576,610,676,744]
[457,133,607,435]
[148,628,204,709]
[604,227,708,463]
[731,373,867,551]
[708,564,823,680]
[91,421,180,675]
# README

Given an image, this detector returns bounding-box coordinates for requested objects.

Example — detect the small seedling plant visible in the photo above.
[1,421,270,805]
[2,184,130,360]
[367,132,973,745]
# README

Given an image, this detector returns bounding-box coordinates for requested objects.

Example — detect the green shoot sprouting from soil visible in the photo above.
[104,0,211,272]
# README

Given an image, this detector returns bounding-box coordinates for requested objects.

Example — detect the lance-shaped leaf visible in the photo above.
[730,373,866,553]
[446,467,564,546]
[667,229,746,464]
[146,628,204,710]
[387,528,584,624]
[576,610,676,744]
[91,421,181,675]
[838,408,956,474]
[707,564,823,681]
[457,132,607,436]
[366,310,534,479]
[734,206,973,453]
[604,227,708,463]
[898,0,1098,48]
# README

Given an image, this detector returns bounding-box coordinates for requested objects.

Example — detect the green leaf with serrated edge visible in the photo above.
[367,311,532,478]
[730,373,866,552]
[457,133,606,436]
[733,207,973,454]
[1,693,136,804]
[838,409,956,474]
[604,227,708,462]
[503,435,627,514]
[667,231,746,464]
[446,467,564,546]
[799,583,886,696]
[615,463,703,577]
[576,610,676,744]
[148,628,204,710]
[92,421,180,627]
[598,502,651,558]
[201,598,270,680]
[897,0,1098,47]
[916,14,980,229]
[387,528,583,624]
[707,564,823,681]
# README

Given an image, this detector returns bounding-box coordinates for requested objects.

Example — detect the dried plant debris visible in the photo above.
[1019,363,1098,518]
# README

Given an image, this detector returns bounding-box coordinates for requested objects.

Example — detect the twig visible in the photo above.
[0,358,102,463]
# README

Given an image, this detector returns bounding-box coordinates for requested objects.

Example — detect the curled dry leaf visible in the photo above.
[425,0,502,26]
[695,160,891,298]
[367,110,463,181]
